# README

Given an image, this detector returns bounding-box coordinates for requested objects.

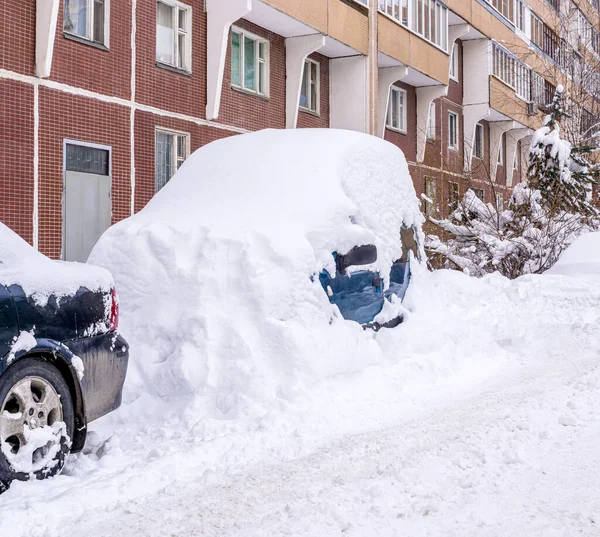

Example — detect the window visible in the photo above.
[581,108,595,138]
[488,0,514,22]
[492,43,516,88]
[300,59,320,114]
[473,123,484,159]
[382,0,447,50]
[427,101,436,140]
[515,62,531,101]
[516,0,527,32]
[496,193,503,212]
[448,111,458,150]
[497,134,504,165]
[472,188,484,201]
[155,130,189,192]
[424,177,437,216]
[156,0,191,71]
[544,80,556,106]
[449,43,459,80]
[231,28,269,96]
[64,0,108,45]
[448,182,460,212]
[386,86,407,132]
[531,13,543,49]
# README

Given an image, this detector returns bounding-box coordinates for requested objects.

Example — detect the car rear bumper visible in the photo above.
[64,332,129,423]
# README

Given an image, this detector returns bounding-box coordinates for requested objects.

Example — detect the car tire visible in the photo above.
[0,358,74,493]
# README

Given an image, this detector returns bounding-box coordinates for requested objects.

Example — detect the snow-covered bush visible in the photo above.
[427,86,599,279]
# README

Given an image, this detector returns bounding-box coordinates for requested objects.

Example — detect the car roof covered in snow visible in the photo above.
[110,128,424,276]
[548,232,600,277]
[0,222,113,305]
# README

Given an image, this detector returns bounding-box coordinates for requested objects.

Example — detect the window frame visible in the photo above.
[386,86,408,134]
[473,123,484,159]
[496,193,503,212]
[497,133,504,165]
[448,111,459,151]
[231,27,270,97]
[299,58,320,115]
[156,0,193,73]
[426,101,436,140]
[155,128,190,193]
[472,188,484,201]
[63,0,110,47]
[448,181,460,212]
[449,42,459,81]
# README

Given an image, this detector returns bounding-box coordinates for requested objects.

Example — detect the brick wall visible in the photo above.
[0,0,35,76]
[219,19,286,131]
[0,79,34,243]
[297,52,330,129]
[134,111,235,212]
[384,81,417,162]
[51,0,132,99]
[38,88,131,258]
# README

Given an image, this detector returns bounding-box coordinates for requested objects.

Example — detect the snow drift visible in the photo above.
[547,231,600,276]
[89,129,424,421]
[0,222,112,306]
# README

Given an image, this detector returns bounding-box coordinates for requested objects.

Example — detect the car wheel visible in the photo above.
[0,358,74,493]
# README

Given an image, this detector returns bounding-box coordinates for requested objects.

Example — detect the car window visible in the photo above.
[400,226,418,262]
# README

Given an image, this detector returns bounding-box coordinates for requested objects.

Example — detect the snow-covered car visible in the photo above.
[0,223,129,492]
[90,128,424,407]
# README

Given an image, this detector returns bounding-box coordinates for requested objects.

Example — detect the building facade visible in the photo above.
[1,0,598,260]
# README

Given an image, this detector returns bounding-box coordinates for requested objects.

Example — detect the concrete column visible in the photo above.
[36,0,61,78]
[416,85,448,162]
[377,66,408,138]
[489,121,517,183]
[330,56,369,133]
[205,0,252,121]
[505,128,532,186]
[285,34,326,129]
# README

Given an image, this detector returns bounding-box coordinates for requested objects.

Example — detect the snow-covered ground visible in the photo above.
[2,263,600,536]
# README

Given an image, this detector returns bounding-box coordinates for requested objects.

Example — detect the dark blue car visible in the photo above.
[0,232,128,492]
[318,228,418,330]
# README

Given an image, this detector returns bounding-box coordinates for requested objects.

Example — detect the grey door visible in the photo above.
[63,144,111,262]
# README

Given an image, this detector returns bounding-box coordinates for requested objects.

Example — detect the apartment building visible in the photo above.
[1,0,598,260]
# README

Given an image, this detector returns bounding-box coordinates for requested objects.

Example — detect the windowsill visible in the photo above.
[63,32,109,52]
[386,125,408,135]
[449,75,459,83]
[473,155,483,160]
[156,61,192,77]
[426,137,437,144]
[448,146,459,151]
[231,85,270,101]
[299,107,321,118]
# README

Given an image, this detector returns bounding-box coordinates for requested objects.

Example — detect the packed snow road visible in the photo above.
[1,268,600,536]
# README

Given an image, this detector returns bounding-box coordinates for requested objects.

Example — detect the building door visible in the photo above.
[63,142,111,262]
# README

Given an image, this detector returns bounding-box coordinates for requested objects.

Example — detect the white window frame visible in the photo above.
[231,27,270,97]
[449,42,459,81]
[496,193,503,212]
[155,128,190,192]
[63,0,110,47]
[497,134,504,165]
[156,0,192,72]
[386,86,408,133]
[426,101,436,140]
[473,123,484,159]
[299,59,320,114]
[448,111,459,150]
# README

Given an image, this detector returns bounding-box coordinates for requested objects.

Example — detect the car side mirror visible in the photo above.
[336,244,377,275]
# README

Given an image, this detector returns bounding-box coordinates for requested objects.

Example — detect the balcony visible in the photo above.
[462,38,539,180]
[206,0,370,131]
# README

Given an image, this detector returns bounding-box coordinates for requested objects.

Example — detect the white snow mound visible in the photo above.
[548,232,600,276]
[89,128,424,419]
[0,222,113,306]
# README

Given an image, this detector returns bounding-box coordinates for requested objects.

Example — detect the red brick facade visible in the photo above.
[0,6,523,258]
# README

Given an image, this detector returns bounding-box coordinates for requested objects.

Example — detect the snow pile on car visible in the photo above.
[0,223,112,306]
[547,231,600,276]
[90,129,424,420]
